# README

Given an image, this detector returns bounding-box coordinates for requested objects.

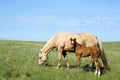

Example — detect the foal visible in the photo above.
[70,38,101,76]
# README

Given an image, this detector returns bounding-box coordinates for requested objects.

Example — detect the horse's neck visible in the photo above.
[41,40,54,55]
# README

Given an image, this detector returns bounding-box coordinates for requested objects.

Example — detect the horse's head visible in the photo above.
[38,49,47,66]
[70,38,76,49]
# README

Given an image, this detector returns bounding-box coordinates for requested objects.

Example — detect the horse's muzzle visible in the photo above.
[71,46,75,50]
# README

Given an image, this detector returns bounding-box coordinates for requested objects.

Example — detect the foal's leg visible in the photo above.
[62,51,70,69]
[94,58,101,76]
[88,57,95,71]
[56,47,63,69]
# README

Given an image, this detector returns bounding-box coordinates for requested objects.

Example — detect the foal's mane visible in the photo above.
[72,39,84,49]
[75,42,82,47]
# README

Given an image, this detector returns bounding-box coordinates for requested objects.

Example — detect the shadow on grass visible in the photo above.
[41,63,110,76]
[81,64,107,75]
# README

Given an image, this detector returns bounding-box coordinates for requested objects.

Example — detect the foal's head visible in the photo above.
[70,38,76,49]
[70,38,83,49]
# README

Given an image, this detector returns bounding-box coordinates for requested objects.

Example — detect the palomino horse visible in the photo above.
[70,38,101,76]
[38,32,109,70]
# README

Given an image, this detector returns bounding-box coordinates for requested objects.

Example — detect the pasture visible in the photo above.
[0,40,120,80]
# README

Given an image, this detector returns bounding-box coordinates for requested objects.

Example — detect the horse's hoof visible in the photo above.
[95,70,101,76]
[56,66,59,69]
[98,71,101,76]
[95,70,97,75]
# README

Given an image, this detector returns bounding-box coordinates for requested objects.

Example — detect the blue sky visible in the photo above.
[0,0,120,42]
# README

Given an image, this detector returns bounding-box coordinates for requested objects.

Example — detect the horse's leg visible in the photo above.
[56,47,63,69]
[91,62,95,69]
[86,56,93,66]
[94,57,101,76]
[62,51,70,69]
[85,57,93,65]
[76,55,81,70]
[89,56,95,71]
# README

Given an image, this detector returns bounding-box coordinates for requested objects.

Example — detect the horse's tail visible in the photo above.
[97,37,110,70]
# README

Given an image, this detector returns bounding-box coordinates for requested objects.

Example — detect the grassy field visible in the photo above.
[0,40,120,80]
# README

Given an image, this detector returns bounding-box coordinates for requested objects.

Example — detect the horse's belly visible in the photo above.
[81,53,90,57]
[64,47,74,52]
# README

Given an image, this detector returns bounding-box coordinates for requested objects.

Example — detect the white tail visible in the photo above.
[97,37,110,70]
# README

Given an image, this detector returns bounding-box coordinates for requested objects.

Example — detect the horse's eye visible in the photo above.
[39,57,41,59]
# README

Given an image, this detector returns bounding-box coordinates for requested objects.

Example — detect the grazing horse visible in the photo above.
[38,32,109,70]
[70,38,101,76]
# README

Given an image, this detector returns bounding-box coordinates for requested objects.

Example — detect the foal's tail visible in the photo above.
[97,37,110,70]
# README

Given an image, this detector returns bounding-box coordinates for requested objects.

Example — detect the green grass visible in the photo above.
[0,40,120,80]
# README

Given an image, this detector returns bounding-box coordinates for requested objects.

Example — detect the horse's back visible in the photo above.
[76,33,98,47]
[50,32,98,49]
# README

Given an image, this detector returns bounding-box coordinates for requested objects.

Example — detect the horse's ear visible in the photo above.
[74,38,76,41]
[40,49,42,53]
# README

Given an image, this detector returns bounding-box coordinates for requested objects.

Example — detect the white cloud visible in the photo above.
[60,17,120,28]
[0,16,120,29]
[0,16,120,41]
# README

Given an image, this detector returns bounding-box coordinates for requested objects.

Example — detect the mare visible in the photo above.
[38,32,109,70]
[70,38,101,76]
